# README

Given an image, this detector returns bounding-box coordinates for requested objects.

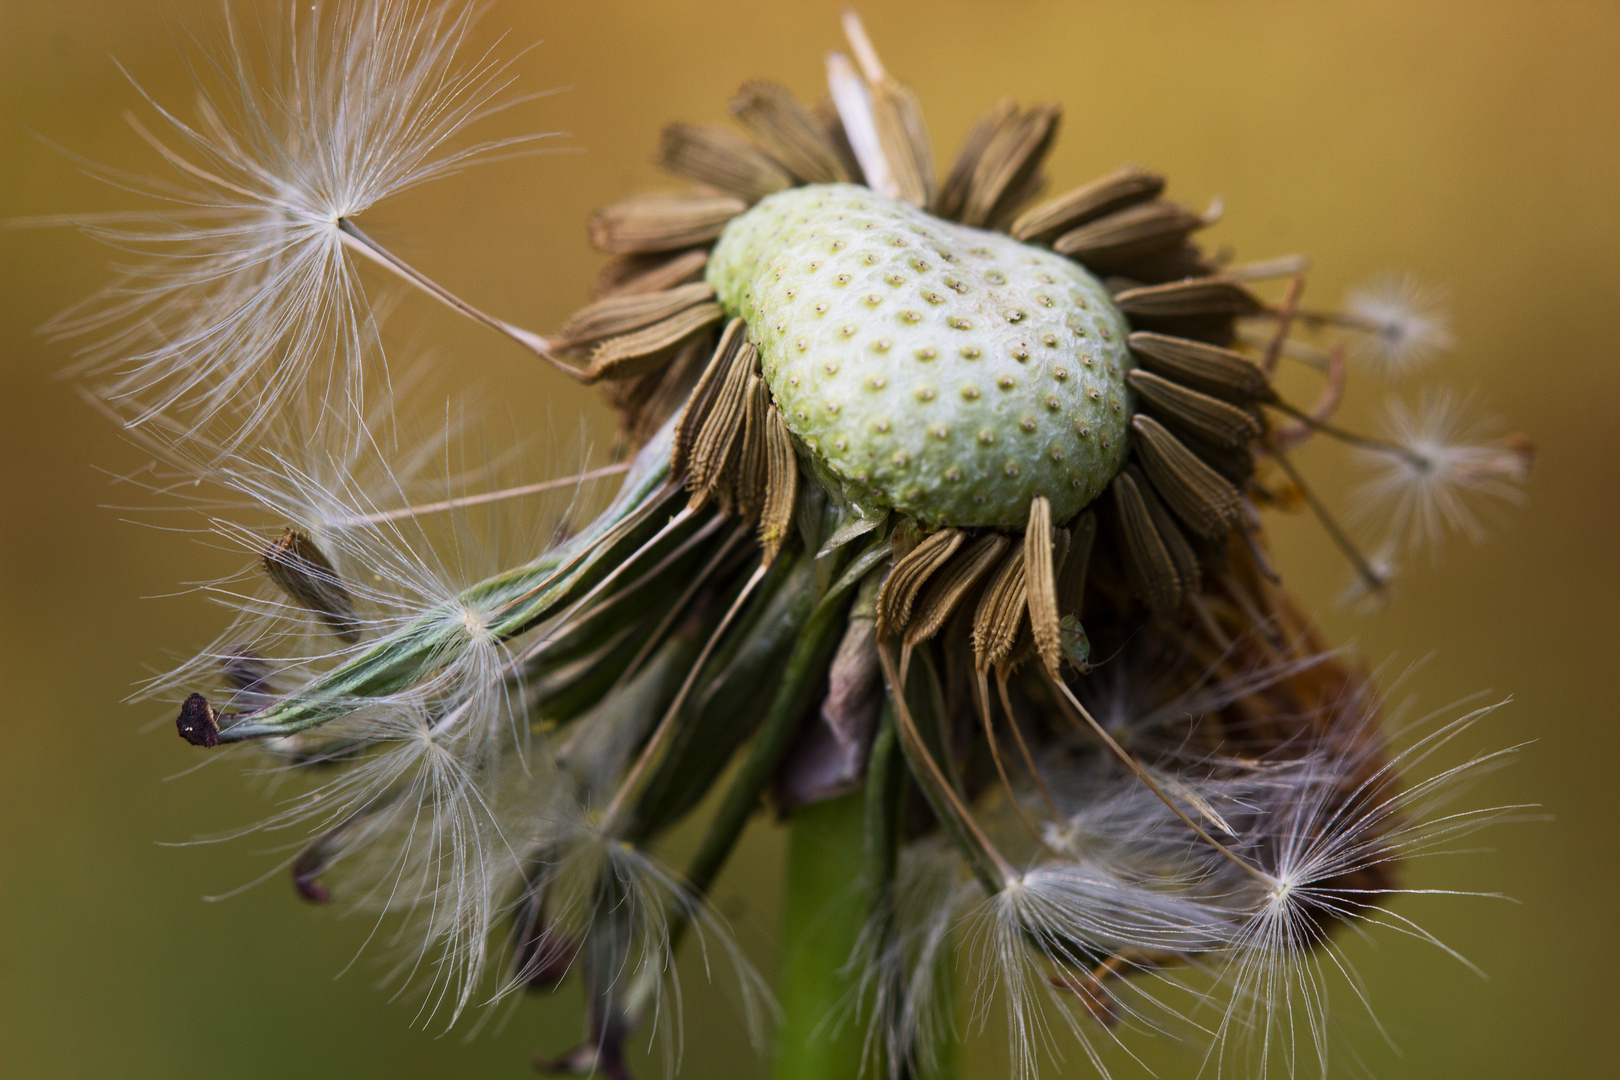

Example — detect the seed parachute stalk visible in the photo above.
[56,5,1535,1078]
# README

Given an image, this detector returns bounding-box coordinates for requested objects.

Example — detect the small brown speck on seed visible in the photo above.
[892,453,909,468]
[866,293,883,305]
[961,347,981,359]
[998,375,1016,389]
[875,338,892,351]
[1078,423,1092,437]
[1043,334,1058,346]
[826,400,841,414]
[1046,395,1061,410]
[903,310,922,322]
[796,337,809,351]
[1006,310,1024,323]
[961,385,981,400]
[916,387,936,401]
[978,428,996,445]
[986,270,1005,284]
[874,419,891,432]
[1051,447,1066,462]
[814,302,829,314]
[916,347,937,360]
[825,361,839,374]
[1053,367,1069,380]
[834,437,848,450]
[869,375,887,389]
[946,468,962,481]
[932,425,950,440]
[836,273,851,284]
[1013,345,1030,361]
[926,291,946,304]
[1021,416,1037,431]
[841,324,856,336]
[1005,462,1021,477]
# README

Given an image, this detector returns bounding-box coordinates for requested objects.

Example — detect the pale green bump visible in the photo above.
[708,184,1133,529]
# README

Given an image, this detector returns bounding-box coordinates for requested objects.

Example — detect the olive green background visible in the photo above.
[3,1,1616,1076]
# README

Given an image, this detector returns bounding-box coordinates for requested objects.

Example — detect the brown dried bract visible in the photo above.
[261,528,362,643]
[1011,166,1166,242]
[657,123,794,203]
[588,194,748,255]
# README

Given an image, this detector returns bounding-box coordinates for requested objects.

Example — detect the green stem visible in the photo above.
[773,792,868,1080]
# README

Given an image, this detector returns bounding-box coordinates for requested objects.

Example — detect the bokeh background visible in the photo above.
[3,1,1617,1076]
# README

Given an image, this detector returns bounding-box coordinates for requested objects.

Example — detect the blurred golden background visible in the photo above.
[2,1,1616,1076]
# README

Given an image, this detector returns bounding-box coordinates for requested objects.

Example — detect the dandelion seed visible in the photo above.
[46,2,563,444]
[1353,387,1533,556]
[1342,273,1456,376]
[1195,695,1526,1078]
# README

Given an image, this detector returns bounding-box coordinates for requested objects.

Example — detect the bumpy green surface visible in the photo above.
[708,184,1133,529]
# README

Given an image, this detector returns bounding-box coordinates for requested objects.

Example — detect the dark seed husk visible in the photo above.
[657,122,794,202]
[1011,166,1166,242]
[589,194,748,255]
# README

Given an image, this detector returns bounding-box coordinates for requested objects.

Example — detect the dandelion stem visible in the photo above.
[1258,305,1385,336]
[1267,401,1429,468]
[1263,441,1390,597]
[773,791,868,1080]
[335,218,587,381]
[994,670,1063,822]
[334,464,630,525]
[973,671,1059,848]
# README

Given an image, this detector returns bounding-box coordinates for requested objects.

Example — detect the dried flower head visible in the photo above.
[57,7,1533,1078]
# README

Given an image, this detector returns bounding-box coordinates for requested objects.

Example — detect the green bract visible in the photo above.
[708,184,1134,528]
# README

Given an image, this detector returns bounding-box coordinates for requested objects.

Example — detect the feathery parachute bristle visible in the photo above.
[1353,387,1532,555]
[46,2,558,445]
